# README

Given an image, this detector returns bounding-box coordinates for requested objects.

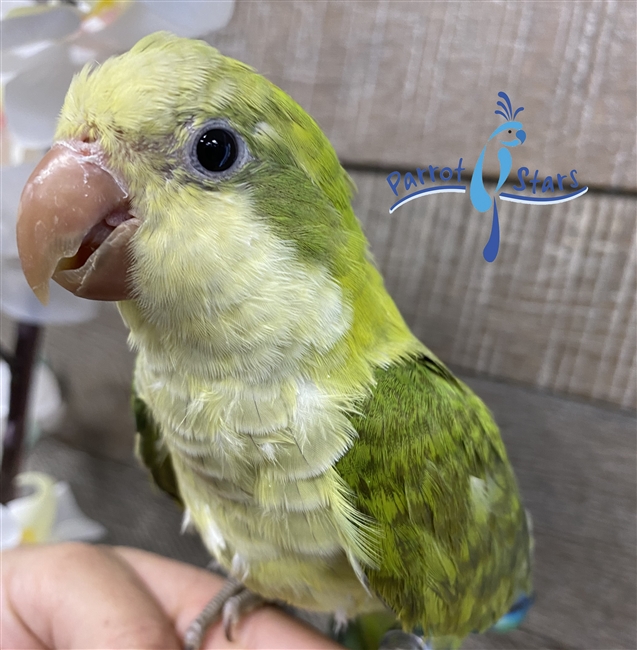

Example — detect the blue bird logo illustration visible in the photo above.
[470,92,526,261]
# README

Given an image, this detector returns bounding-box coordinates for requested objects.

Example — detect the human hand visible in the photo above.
[1,542,343,649]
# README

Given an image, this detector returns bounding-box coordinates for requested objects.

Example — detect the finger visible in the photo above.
[1,543,181,650]
[113,546,344,649]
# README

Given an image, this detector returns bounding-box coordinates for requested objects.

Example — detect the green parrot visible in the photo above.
[16,32,532,649]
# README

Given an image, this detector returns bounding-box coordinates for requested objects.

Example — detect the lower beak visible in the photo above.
[16,141,140,304]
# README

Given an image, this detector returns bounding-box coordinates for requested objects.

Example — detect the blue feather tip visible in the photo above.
[491,593,535,632]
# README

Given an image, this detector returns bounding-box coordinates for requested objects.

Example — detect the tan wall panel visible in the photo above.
[210,0,636,190]
[350,170,636,409]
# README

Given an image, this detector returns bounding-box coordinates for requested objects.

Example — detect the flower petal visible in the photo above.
[4,43,78,148]
[0,504,22,550]
[77,1,176,53]
[1,4,82,51]
[50,481,107,543]
[1,161,38,259]
[7,471,57,543]
[1,162,98,324]
[0,360,10,456]
[0,259,98,324]
[30,362,64,433]
[82,0,234,53]
[140,0,235,37]
[0,360,63,452]
[0,2,33,22]
[1,43,50,79]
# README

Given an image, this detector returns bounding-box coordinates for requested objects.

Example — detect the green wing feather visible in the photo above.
[336,352,532,639]
[131,352,530,640]
[132,389,183,506]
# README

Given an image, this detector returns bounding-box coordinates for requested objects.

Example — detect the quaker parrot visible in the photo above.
[16,32,532,650]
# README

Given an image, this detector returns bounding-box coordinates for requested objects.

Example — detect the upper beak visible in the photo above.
[16,141,140,304]
[516,129,526,144]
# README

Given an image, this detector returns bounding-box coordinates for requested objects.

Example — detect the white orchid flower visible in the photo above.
[1,356,65,460]
[0,472,107,550]
[1,0,235,323]
[1,160,102,322]
[1,1,233,542]
[1,0,235,149]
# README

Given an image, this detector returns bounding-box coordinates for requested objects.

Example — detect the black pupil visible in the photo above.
[196,129,237,172]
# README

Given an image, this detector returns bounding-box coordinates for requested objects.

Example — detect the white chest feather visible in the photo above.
[119,194,381,613]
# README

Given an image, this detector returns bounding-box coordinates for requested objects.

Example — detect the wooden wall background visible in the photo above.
[205,0,636,409]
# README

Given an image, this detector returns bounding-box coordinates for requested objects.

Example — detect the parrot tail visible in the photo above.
[482,196,500,262]
[338,593,534,649]
[491,593,535,632]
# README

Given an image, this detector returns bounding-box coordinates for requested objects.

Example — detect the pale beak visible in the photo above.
[16,141,140,304]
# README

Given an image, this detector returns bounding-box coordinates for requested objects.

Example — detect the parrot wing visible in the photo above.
[132,388,183,506]
[336,351,532,639]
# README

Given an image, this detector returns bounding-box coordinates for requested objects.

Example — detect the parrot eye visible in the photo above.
[196,129,237,172]
[508,130,512,133]
[189,120,249,179]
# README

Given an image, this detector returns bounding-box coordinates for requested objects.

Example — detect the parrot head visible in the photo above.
[487,122,526,148]
[490,92,525,148]
[17,31,362,311]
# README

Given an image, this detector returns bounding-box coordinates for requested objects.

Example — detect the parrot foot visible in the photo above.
[379,630,430,650]
[222,588,266,640]
[184,577,266,649]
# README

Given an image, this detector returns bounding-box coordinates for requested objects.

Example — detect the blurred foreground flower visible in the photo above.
[1,155,97,502]
[1,161,101,323]
[0,472,106,550]
[1,0,234,504]
[1,0,234,319]
[0,357,64,462]
[1,0,235,150]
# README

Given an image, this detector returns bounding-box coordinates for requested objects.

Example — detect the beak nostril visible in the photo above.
[79,131,96,144]
[74,133,99,156]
